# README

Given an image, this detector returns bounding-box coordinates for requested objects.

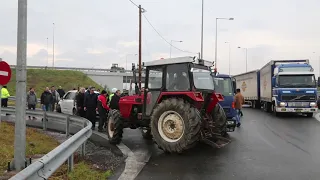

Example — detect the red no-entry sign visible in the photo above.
[0,61,12,86]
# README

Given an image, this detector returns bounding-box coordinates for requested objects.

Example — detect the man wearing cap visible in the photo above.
[57,86,65,99]
[108,88,117,104]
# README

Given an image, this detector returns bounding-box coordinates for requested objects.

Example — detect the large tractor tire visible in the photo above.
[211,103,227,136]
[150,98,201,153]
[106,109,124,145]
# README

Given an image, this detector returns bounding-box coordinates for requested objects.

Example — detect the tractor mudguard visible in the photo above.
[119,94,143,118]
[206,93,224,114]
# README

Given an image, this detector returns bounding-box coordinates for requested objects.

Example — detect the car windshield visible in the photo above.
[192,68,215,90]
[213,77,234,96]
[278,74,316,88]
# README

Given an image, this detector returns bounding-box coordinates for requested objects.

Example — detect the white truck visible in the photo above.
[233,70,261,109]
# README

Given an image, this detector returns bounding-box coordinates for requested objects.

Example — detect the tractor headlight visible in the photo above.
[227,121,235,125]
[279,102,286,107]
[310,102,316,107]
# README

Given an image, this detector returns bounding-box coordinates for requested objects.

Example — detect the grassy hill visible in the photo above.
[5,69,103,96]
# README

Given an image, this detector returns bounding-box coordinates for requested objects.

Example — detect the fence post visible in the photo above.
[68,154,74,172]
[43,111,47,130]
[66,116,70,137]
[81,121,86,157]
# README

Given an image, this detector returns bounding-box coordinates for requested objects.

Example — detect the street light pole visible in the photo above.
[214,17,234,69]
[238,46,248,72]
[52,22,55,68]
[169,40,183,58]
[46,37,48,66]
[200,0,204,59]
[13,0,27,171]
[225,42,231,75]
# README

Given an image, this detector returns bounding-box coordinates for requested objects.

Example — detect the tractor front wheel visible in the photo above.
[151,98,201,153]
[211,103,228,136]
[107,109,123,145]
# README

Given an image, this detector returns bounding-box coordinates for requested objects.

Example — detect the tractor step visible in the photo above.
[201,136,231,149]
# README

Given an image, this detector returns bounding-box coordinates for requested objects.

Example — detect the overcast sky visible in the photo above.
[1,0,320,76]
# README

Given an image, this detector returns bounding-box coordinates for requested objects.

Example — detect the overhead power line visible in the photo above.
[128,0,139,8]
[142,14,197,54]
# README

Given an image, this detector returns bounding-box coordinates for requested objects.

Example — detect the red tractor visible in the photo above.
[106,56,236,153]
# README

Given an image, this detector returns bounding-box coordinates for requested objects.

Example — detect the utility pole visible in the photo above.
[13,0,27,171]
[200,0,204,59]
[52,23,55,68]
[138,5,142,89]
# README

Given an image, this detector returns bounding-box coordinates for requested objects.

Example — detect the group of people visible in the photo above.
[75,86,121,132]
[37,86,65,112]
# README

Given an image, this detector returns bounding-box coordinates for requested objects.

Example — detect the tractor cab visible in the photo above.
[107,56,235,153]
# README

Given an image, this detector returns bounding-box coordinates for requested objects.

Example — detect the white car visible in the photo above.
[57,90,100,115]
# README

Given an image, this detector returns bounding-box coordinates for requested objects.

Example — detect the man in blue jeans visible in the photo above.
[234,88,244,127]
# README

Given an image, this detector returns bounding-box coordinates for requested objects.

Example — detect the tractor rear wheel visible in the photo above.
[211,103,227,136]
[151,98,201,153]
[107,109,123,145]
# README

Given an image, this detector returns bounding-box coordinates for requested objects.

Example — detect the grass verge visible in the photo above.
[6,69,103,96]
[0,122,112,180]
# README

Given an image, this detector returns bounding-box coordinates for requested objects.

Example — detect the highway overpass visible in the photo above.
[10,65,160,91]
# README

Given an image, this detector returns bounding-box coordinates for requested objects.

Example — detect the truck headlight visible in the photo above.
[310,102,316,107]
[279,102,286,107]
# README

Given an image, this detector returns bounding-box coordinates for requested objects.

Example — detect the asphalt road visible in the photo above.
[121,108,320,180]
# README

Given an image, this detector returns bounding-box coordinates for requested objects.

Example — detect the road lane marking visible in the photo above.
[314,112,320,123]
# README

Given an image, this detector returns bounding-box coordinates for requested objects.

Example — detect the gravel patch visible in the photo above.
[37,129,125,172]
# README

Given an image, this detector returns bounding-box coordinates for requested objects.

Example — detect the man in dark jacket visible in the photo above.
[97,90,110,132]
[76,87,86,117]
[27,87,37,119]
[41,87,53,111]
[84,87,98,130]
[109,90,121,110]
[57,86,65,98]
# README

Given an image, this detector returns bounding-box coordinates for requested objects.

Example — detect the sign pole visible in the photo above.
[13,0,28,171]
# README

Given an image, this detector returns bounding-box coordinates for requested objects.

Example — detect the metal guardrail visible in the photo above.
[1,107,92,180]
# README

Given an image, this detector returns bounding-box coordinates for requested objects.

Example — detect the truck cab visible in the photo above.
[270,63,318,116]
[212,73,237,120]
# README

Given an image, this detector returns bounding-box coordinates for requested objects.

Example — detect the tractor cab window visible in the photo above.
[192,68,215,90]
[148,68,163,89]
[166,64,190,91]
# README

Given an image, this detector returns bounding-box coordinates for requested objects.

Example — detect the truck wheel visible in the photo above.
[107,109,123,145]
[150,98,201,153]
[211,103,227,136]
[141,128,153,140]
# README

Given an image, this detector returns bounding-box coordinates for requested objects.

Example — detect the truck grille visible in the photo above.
[281,95,316,101]
[287,102,309,107]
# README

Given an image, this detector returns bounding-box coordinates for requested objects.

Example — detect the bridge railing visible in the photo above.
[1,107,92,180]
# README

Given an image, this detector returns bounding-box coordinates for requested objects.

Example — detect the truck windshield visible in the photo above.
[192,68,215,90]
[278,74,316,88]
[213,77,233,96]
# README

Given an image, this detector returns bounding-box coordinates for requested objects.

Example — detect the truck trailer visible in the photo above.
[233,59,319,117]
[233,70,261,109]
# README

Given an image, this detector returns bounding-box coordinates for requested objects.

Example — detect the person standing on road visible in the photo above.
[109,90,121,110]
[41,87,53,111]
[50,86,60,112]
[97,90,110,132]
[76,87,86,118]
[57,86,65,99]
[27,87,37,119]
[1,85,10,107]
[84,87,98,130]
[234,88,245,127]
[108,88,117,104]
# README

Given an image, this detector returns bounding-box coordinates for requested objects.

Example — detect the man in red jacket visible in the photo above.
[97,90,110,132]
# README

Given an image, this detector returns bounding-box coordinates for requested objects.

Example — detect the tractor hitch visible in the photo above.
[200,131,231,148]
